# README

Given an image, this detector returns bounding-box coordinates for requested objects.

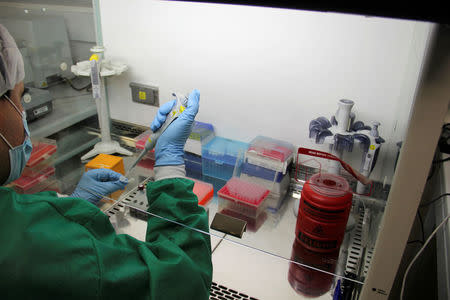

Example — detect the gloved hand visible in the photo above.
[71,168,128,204]
[151,89,200,166]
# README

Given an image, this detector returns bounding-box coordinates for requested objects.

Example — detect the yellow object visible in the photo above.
[139,91,147,100]
[85,154,125,201]
[90,54,99,61]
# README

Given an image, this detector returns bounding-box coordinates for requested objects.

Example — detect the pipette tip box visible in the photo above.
[26,138,57,168]
[185,121,215,156]
[218,177,270,219]
[185,152,202,179]
[188,177,214,207]
[12,166,56,194]
[202,136,249,181]
[245,136,294,174]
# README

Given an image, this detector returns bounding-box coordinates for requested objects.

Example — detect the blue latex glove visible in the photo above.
[151,89,200,166]
[71,168,128,204]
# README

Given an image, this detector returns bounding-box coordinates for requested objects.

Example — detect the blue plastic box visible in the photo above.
[202,137,249,181]
[241,162,283,182]
[184,152,202,179]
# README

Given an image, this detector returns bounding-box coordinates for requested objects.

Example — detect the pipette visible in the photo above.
[126,93,189,175]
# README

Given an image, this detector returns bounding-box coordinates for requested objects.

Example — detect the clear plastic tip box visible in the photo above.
[185,121,215,156]
[218,177,270,219]
[202,136,249,181]
[245,136,294,174]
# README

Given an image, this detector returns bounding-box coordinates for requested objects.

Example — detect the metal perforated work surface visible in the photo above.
[210,282,260,300]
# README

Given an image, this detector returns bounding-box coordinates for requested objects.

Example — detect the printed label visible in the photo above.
[297,231,337,250]
[34,106,49,115]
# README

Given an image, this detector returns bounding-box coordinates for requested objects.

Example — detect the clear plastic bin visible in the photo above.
[202,136,249,180]
[217,177,269,219]
[185,121,215,155]
[245,136,294,174]
[189,121,214,141]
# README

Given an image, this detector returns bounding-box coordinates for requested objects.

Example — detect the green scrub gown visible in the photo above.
[0,178,212,299]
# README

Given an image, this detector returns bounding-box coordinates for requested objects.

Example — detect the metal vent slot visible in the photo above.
[362,247,374,278]
[210,282,260,300]
[345,210,365,274]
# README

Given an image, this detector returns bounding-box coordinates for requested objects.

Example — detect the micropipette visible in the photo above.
[126,93,189,175]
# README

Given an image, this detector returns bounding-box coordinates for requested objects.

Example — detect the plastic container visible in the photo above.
[265,190,289,211]
[21,160,54,177]
[202,137,249,181]
[241,162,284,182]
[202,174,227,195]
[218,177,269,219]
[26,138,57,168]
[184,152,202,171]
[245,136,294,174]
[12,167,55,194]
[295,173,353,253]
[240,169,290,195]
[183,121,215,155]
[189,178,214,207]
[189,121,214,141]
[288,241,339,297]
[135,129,152,150]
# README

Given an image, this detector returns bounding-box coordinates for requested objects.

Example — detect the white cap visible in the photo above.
[0,24,25,97]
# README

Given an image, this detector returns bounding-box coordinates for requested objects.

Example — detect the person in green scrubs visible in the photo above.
[0,24,212,299]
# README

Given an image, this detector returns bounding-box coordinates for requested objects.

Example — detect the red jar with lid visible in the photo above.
[295,173,352,252]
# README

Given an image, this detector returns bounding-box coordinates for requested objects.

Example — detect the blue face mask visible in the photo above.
[0,95,33,185]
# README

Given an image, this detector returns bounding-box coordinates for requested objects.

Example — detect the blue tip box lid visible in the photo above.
[202,136,249,166]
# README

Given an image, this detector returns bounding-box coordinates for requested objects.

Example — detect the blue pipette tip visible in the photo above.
[333,279,342,300]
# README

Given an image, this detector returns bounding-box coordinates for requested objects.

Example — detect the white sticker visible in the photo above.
[34,106,49,115]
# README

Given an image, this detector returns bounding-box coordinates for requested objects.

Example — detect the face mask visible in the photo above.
[0,95,33,185]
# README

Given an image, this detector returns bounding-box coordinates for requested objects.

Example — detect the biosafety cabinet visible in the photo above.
[1,1,449,299]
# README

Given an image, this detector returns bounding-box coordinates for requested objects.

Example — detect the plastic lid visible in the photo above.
[308,173,350,197]
[189,121,214,141]
[203,137,249,164]
[189,178,214,206]
[218,177,269,206]
[247,136,294,162]
[26,141,57,168]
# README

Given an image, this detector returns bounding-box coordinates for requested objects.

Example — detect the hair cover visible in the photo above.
[0,24,25,97]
